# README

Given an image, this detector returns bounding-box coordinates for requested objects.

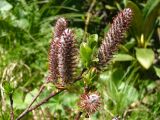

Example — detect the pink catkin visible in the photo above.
[78,92,100,114]
[48,18,77,85]
[98,8,133,65]
[54,17,68,38]
[48,18,68,83]
[58,28,77,85]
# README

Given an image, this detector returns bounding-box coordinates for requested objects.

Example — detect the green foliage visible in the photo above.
[127,0,160,45]
[127,1,143,38]
[154,66,160,78]
[83,67,98,85]
[80,42,93,67]
[136,48,154,69]
[113,54,135,61]
[80,34,98,68]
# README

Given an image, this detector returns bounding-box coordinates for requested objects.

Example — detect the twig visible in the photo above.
[9,94,14,120]
[16,72,83,120]
[16,85,45,120]
[74,111,83,120]
[83,0,96,40]
[29,85,46,109]
[29,89,64,111]
[29,74,83,112]
[16,89,64,120]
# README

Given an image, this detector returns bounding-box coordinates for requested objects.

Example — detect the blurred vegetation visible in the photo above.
[0,0,160,119]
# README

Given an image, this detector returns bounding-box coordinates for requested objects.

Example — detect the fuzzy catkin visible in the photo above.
[98,8,133,65]
[48,18,68,83]
[78,92,100,114]
[58,28,77,85]
[54,17,68,38]
[48,38,59,82]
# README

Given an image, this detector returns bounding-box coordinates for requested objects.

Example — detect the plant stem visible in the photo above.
[16,89,64,120]
[28,85,46,109]
[9,94,14,120]
[83,0,96,41]
[16,71,84,120]
[16,85,45,120]
[28,89,64,111]
[74,111,83,120]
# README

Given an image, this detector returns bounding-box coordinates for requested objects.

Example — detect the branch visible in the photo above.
[28,89,64,111]
[83,0,96,40]
[28,85,46,109]
[74,111,83,120]
[16,85,45,120]
[16,89,64,120]
[9,94,14,120]
[16,72,83,120]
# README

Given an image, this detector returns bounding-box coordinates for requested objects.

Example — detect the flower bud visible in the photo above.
[54,17,68,38]
[58,28,78,85]
[78,92,100,114]
[98,8,133,66]
[48,18,68,83]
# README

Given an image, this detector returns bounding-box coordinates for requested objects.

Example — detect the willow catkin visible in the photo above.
[58,28,78,85]
[78,92,100,114]
[98,8,133,65]
[54,17,68,38]
[48,18,68,83]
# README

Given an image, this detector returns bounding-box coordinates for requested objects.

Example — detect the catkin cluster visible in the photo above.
[48,18,77,85]
[48,8,133,115]
[78,8,133,114]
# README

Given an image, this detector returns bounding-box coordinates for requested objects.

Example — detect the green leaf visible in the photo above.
[124,38,136,50]
[127,1,143,38]
[119,82,139,104]
[87,34,98,49]
[99,71,110,81]
[74,28,84,44]
[105,5,117,10]
[111,68,125,86]
[154,66,160,78]
[0,1,12,12]
[12,19,29,29]
[113,54,135,61]
[136,48,154,69]
[143,0,160,39]
[80,43,92,67]
[12,90,26,109]
[3,82,14,95]
[143,0,160,19]
[24,89,39,105]
[147,82,156,91]
[83,67,98,85]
